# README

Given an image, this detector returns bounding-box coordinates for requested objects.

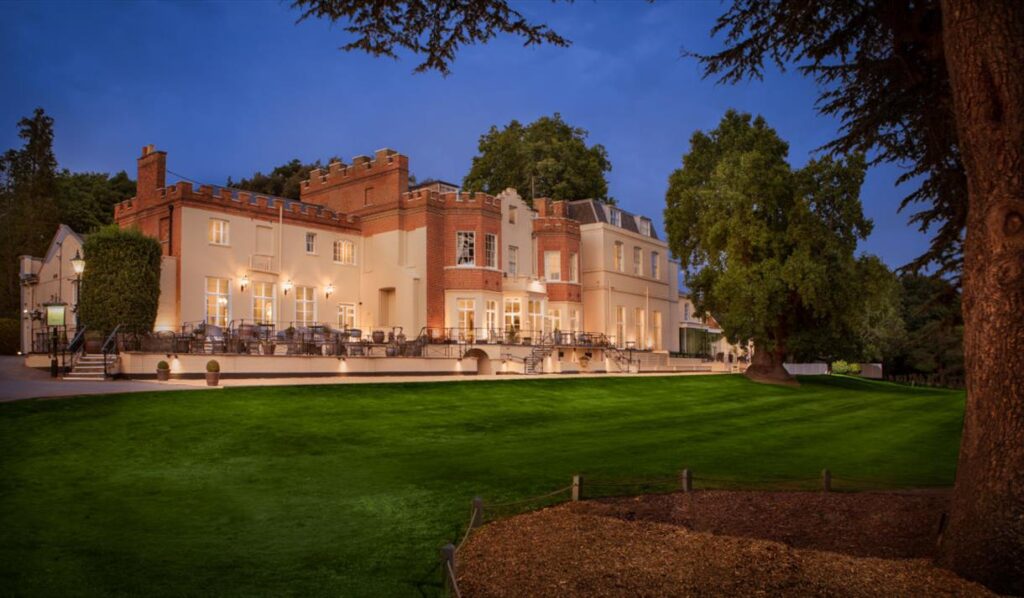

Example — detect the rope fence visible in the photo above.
[436,467,949,596]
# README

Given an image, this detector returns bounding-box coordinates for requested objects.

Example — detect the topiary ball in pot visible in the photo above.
[205,359,220,386]
[156,360,170,381]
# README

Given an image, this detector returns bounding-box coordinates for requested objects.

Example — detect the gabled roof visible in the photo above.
[41,224,84,263]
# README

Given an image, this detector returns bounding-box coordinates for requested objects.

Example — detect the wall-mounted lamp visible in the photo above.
[325,283,334,299]
[282,279,293,295]
[240,274,250,293]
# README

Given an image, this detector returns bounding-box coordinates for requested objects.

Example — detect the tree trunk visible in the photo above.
[744,340,795,385]
[938,1,1024,593]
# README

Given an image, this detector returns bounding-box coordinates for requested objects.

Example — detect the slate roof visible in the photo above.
[567,199,659,240]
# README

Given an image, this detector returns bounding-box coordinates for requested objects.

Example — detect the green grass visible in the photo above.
[0,375,964,596]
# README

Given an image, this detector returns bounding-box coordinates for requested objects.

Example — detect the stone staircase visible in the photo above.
[64,354,116,381]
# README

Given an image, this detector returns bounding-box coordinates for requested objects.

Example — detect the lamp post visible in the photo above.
[70,249,85,329]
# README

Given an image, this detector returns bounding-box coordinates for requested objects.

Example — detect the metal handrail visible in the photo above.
[102,324,122,378]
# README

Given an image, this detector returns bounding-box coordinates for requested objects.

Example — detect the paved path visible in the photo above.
[0,356,198,402]
[0,356,723,402]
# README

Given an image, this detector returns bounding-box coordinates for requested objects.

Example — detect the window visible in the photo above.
[508,205,518,224]
[485,300,498,339]
[208,219,229,246]
[615,306,625,347]
[504,298,521,331]
[334,239,355,264]
[548,308,561,332]
[253,281,275,324]
[639,219,651,237]
[684,303,691,321]
[635,307,646,348]
[337,303,356,329]
[305,232,317,254]
[485,234,497,268]
[508,246,519,276]
[295,285,315,326]
[544,251,561,281]
[651,251,660,279]
[569,308,579,332]
[633,246,643,275]
[653,311,663,350]
[528,299,543,334]
[610,208,622,227]
[613,242,624,272]
[457,299,475,338]
[569,252,578,282]
[456,231,475,266]
[205,277,229,327]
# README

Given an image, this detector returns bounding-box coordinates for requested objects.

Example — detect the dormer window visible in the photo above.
[639,219,651,237]
[610,208,622,227]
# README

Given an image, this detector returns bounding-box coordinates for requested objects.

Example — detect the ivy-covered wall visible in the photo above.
[78,225,162,336]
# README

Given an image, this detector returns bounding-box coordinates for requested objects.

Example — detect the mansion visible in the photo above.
[19,145,740,372]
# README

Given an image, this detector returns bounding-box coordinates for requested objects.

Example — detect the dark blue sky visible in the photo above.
[1,0,932,269]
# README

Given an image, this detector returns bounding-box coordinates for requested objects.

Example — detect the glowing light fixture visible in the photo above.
[70,250,85,275]
[282,279,293,295]
[240,274,250,293]
[325,283,334,299]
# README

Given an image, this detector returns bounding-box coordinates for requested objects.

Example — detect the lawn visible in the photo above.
[0,375,964,597]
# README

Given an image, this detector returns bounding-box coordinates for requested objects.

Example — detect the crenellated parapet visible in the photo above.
[115,181,360,230]
[300,148,408,194]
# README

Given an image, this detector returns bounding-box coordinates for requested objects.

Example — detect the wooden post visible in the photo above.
[440,543,456,591]
[471,496,484,528]
[822,468,832,492]
[681,468,692,492]
[572,474,583,501]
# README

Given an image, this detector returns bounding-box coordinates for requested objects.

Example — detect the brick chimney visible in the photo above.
[137,144,166,202]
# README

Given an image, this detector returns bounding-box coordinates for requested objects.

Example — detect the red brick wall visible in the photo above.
[300,149,409,214]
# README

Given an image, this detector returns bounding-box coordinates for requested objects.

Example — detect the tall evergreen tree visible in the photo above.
[0,108,60,316]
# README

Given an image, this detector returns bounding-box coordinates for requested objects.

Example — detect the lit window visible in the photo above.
[485,234,497,268]
[295,286,315,326]
[633,247,643,275]
[456,231,475,266]
[253,281,275,325]
[485,300,498,339]
[613,242,624,272]
[208,219,229,246]
[651,251,660,279]
[653,310,663,350]
[508,246,519,276]
[548,308,561,332]
[569,308,579,332]
[333,240,355,265]
[569,252,579,282]
[635,307,646,348]
[338,303,356,329]
[457,299,476,338]
[205,277,229,327]
[615,306,625,347]
[504,298,522,331]
[544,251,561,281]
[528,299,543,334]
[305,232,317,254]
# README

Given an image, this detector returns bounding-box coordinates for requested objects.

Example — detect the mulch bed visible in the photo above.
[457,490,995,597]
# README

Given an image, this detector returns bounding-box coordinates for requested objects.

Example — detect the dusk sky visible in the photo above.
[1,0,933,270]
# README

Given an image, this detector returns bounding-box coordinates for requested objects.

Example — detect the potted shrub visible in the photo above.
[156,360,170,381]
[206,359,220,386]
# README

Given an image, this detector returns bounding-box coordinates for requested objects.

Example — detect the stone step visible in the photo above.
[64,374,105,381]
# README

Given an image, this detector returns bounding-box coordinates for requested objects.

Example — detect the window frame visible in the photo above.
[456,231,476,266]
[633,246,643,275]
[305,232,317,255]
[252,281,275,325]
[484,233,497,269]
[504,298,522,331]
[208,218,230,246]
[613,241,624,272]
[337,303,357,329]
[508,245,519,276]
[544,250,561,281]
[294,285,316,326]
[569,252,579,283]
[333,239,355,265]
[650,251,660,279]
[205,276,230,327]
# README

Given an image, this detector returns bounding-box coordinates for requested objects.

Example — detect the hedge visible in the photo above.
[78,225,162,336]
